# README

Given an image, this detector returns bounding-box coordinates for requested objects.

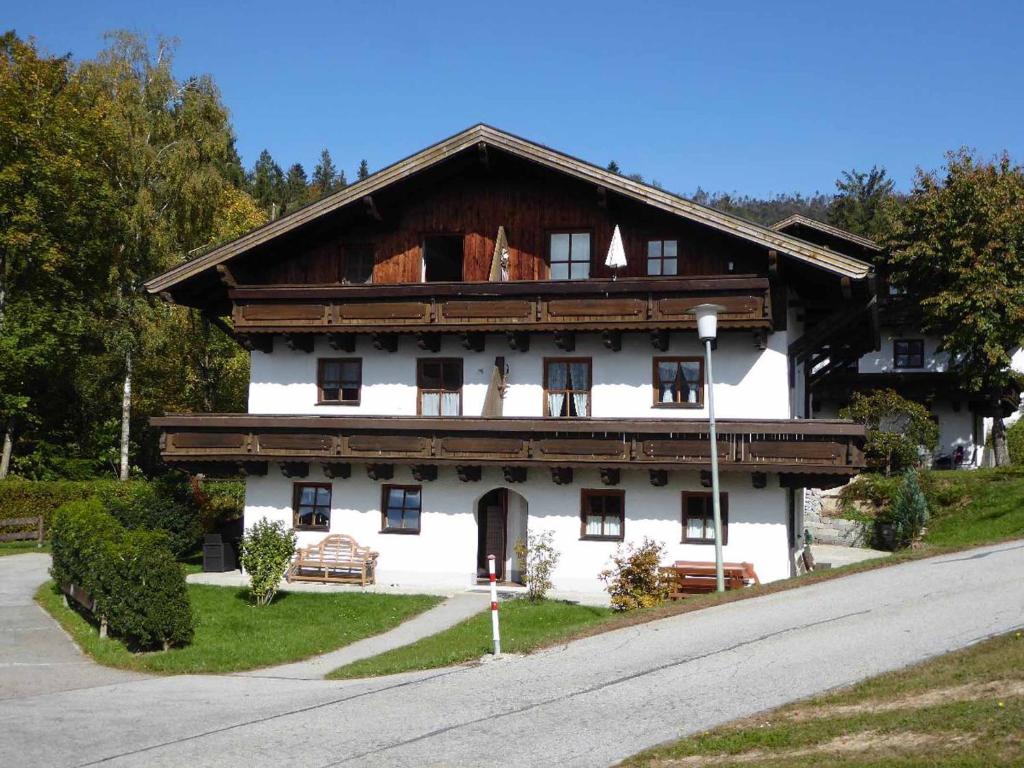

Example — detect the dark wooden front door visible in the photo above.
[477,489,507,580]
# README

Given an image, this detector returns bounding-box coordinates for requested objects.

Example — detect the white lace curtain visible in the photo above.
[421,392,460,416]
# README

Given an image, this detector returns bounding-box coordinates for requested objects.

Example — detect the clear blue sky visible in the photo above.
[9,0,1023,197]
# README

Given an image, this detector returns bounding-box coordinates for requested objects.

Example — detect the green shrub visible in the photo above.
[513,529,560,601]
[240,519,296,606]
[0,479,128,534]
[876,469,929,550]
[599,538,672,611]
[49,499,194,649]
[98,475,201,558]
[838,473,904,518]
[1006,417,1024,464]
[840,389,939,475]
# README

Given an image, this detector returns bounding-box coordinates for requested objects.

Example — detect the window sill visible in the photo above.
[380,528,421,535]
[295,526,330,533]
[315,401,360,407]
[580,535,624,542]
[652,403,703,409]
[682,539,717,545]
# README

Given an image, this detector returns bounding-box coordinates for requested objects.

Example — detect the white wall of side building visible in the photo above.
[858,331,949,373]
[243,465,795,597]
[248,330,793,420]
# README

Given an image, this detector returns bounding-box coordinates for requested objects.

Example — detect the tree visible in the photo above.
[0,33,116,478]
[282,163,309,213]
[829,166,895,239]
[82,31,256,480]
[606,160,620,174]
[840,390,939,475]
[882,150,1024,466]
[311,148,345,198]
[357,159,369,181]
[249,149,285,217]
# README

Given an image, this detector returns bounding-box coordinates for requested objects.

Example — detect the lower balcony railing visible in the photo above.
[152,415,865,489]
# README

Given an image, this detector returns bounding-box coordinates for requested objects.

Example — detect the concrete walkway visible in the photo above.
[2,540,1022,767]
[236,591,490,679]
[0,553,143,700]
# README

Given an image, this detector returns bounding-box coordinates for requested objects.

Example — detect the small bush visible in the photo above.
[876,469,929,550]
[513,529,560,601]
[599,538,672,612]
[240,519,296,606]
[1006,417,1024,465]
[49,499,194,649]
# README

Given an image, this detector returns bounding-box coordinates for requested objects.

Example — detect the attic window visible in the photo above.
[423,235,464,282]
[549,232,590,280]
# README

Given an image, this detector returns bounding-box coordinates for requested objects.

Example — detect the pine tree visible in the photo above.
[606,160,620,174]
[249,149,285,214]
[283,163,308,213]
[357,159,369,181]
[311,148,340,199]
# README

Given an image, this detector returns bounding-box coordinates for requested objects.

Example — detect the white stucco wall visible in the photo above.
[248,331,792,420]
[244,465,792,596]
[857,330,949,373]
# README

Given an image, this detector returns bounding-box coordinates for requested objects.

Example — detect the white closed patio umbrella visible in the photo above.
[605,224,627,280]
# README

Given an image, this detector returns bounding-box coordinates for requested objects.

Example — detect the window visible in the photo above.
[382,485,421,533]
[682,492,729,545]
[580,489,624,541]
[318,359,361,404]
[423,235,464,282]
[343,245,374,284]
[293,483,331,531]
[417,358,463,416]
[893,339,924,369]
[653,357,703,407]
[549,231,591,280]
[544,358,592,417]
[646,239,678,276]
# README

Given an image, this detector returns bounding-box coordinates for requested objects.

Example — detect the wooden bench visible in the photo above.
[286,534,379,586]
[0,516,44,547]
[661,560,759,599]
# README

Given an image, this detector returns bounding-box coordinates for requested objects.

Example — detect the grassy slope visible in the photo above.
[619,631,1024,767]
[330,468,1024,680]
[329,599,611,679]
[36,581,441,674]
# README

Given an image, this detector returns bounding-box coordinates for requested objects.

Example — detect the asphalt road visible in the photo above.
[1,541,1022,768]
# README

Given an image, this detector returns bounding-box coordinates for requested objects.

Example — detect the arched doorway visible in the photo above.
[476,488,528,582]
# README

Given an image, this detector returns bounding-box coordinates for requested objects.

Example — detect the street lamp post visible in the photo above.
[693,304,726,592]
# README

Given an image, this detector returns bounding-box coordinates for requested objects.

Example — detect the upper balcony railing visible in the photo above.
[227,275,772,340]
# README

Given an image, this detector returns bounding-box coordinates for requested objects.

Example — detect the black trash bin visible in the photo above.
[203,533,238,572]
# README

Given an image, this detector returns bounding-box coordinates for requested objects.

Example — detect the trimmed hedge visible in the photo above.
[50,499,195,649]
[0,477,244,549]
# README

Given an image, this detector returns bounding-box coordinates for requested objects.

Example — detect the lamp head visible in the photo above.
[692,303,726,342]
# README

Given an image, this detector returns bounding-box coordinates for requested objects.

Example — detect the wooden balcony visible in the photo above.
[152,414,865,488]
[227,276,771,342]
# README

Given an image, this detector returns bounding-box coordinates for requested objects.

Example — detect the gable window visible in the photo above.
[654,357,703,407]
[343,245,374,284]
[893,339,924,369]
[293,483,331,531]
[423,235,464,282]
[318,359,362,404]
[580,489,624,541]
[549,232,591,280]
[682,492,728,545]
[544,358,591,418]
[646,239,678,276]
[382,485,421,533]
[417,358,463,416]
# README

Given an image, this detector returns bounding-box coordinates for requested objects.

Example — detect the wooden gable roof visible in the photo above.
[771,214,882,253]
[146,125,873,296]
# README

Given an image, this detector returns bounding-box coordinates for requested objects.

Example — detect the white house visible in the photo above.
[148,126,871,596]
[773,214,1022,468]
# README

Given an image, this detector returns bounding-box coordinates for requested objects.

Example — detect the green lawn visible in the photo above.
[923,467,1024,547]
[619,631,1024,767]
[328,598,612,679]
[36,581,441,674]
[0,540,48,556]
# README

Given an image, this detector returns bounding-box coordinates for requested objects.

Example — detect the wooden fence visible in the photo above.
[0,516,44,546]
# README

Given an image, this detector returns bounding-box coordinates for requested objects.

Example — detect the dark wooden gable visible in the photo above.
[231,149,769,287]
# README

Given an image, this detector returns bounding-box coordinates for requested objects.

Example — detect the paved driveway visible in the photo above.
[1,541,1022,768]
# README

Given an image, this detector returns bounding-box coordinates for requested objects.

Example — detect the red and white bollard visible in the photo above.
[488,554,501,656]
